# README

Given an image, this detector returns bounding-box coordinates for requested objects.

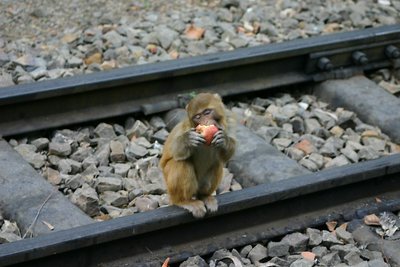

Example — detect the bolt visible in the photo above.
[317,57,333,71]
[352,51,368,65]
[385,45,400,59]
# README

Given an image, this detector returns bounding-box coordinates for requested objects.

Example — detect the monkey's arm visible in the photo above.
[171,126,205,161]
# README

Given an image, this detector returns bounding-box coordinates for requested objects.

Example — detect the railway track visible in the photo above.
[0,25,400,266]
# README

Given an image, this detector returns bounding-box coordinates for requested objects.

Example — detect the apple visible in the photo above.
[195,124,219,145]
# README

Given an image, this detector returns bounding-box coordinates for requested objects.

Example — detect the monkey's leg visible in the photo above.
[164,160,207,218]
[198,164,224,213]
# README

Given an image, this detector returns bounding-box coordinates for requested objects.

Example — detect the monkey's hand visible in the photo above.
[187,128,206,147]
[211,129,226,148]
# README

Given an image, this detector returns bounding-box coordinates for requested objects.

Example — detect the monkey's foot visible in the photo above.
[178,200,206,218]
[202,196,218,213]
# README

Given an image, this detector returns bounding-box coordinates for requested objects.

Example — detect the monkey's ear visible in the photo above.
[213,93,222,100]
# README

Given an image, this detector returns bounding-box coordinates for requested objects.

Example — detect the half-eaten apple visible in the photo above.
[195,124,219,145]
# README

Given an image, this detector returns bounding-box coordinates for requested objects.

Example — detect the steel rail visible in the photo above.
[0,153,399,267]
[0,25,399,136]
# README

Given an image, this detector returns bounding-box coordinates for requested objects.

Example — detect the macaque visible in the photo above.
[160,93,236,218]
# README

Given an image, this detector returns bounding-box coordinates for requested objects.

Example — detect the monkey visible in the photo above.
[160,93,236,218]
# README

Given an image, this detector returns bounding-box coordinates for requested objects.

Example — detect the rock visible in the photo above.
[112,163,131,177]
[321,252,341,266]
[110,140,126,162]
[267,241,290,257]
[304,118,321,134]
[286,147,305,161]
[49,142,72,157]
[306,228,322,246]
[31,137,49,151]
[358,146,381,160]
[14,144,46,169]
[126,120,149,139]
[272,138,292,151]
[65,174,84,190]
[299,158,319,171]
[331,244,360,258]
[134,195,159,212]
[154,25,179,50]
[95,143,110,166]
[361,137,386,152]
[45,167,62,185]
[94,123,117,139]
[294,139,317,155]
[96,177,122,193]
[125,143,148,161]
[340,146,359,163]
[335,227,354,244]
[282,232,309,252]
[321,230,343,247]
[312,246,328,258]
[70,184,100,217]
[0,71,14,87]
[100,191,129,207]
[0,232,22,244]
[290,259,314,267]
[152,128,169,144]
[70,147,93,162]
[179,255,208,267]
[248,243,267,263]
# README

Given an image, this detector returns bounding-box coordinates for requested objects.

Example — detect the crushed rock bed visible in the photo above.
[229,93,400,172]
[178,211,400,267]
[1,0,400,87]
[8,92,400,221]
[9,116,240,221]
[369,68,400,97]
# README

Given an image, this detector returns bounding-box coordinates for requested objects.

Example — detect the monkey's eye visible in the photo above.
[193,114,201,121]
[203,109,212,115]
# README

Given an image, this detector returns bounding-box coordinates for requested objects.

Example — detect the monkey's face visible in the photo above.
[192,108,220,127]
[186,93,225,128]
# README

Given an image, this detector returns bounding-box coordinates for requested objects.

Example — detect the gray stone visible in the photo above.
[45,167,62,185]
[289,259,314,267]
[0,232,22,244]
[96,177,122,193]
[368,259,389,267]
[94,123,117,139]
[70,147,93,162]
[272,138,292,151]
[344,250,363,266]
[304,118,321,134]
[335,227,354,244]
[179,255,208,267]
[112,163,131,177]
[306,228,322,246]
[31,137,49,151]
[149,116,166,130]
[346,140,364,151]
[126,120,149,139]
[153,128,169,144]
[331,244,360,258]
[66,56,83,68]
[65,174,84,190]
[291,116,305,134]
[362,137,386,152]
[321,252,341,266]
[312,246,328,258]
[154,25,179,50]
[110,140,126,162]
[49,142,72,157]
[299,158,319,171]
[14,144,46,169]
[102,30,125,48]
[286,147,305,161]
[282,232,309,252]
[358,146,381,160]
[341,146,359,163]
[100,191,129,207]
[95,143,110,166]
[248,243,267,263]
[70,184,99,217]
[321,230,343,247]
[267,241,290,257]
[125,143,148,161]
[134,195,159,212]
[325,155,350,168]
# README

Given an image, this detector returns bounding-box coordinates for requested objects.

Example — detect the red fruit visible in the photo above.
[195,124,219,145]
